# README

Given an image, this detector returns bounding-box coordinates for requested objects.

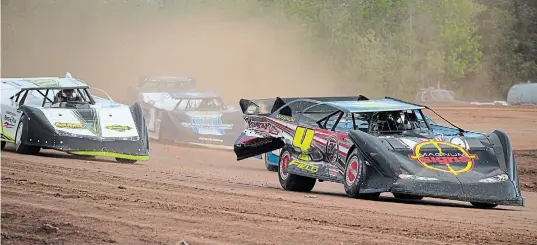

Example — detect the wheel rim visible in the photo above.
[15,120,23,148]
[345,156,359,186]
[279,151,290,180]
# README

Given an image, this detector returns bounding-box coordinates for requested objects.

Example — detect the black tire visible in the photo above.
[116,158,137,164]
[1,141,6,150]
[14,115,40,155]
[278,148,316,192]
[470,202,498,209]
[393,193,423,200]
[344,148,380,200]
[265,153,278,172]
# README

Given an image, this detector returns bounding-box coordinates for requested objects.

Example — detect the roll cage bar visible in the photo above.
[9,87,96,107]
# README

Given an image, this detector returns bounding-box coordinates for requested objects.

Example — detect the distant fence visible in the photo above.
[507,82,537,105]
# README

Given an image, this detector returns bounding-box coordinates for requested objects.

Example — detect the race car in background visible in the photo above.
[233,96,524,208]
[0,73,150,164]
[131,76,245,148]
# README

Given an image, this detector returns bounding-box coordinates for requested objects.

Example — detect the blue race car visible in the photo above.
[131,76,245,148]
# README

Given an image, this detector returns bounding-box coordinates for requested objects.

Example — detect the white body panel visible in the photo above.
[1,74,140,141]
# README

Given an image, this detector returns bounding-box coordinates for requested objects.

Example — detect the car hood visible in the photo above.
[348,130,506,183]
[37,105,139,138]
[382,135,505,182]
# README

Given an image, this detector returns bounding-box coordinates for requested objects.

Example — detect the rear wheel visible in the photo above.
[393,193,423,200]
[265,153,278,172]
[1,141,6,150]
[14,115,40,155]
[278,149,316,192]
[344,148,380,200]
[470,202,498,209]
[116,158,137,164]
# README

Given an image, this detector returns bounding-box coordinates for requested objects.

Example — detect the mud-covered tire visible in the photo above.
[1,141,6,150]
[344,148,380,200]
[14,115,40,155]
[116,158,137,164]
[470,202,498,209]
[265,153,278,172]
[278,148,316,192]
[393,193,423,200]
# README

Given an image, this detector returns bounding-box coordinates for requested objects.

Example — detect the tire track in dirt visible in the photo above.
[2,148,536,245]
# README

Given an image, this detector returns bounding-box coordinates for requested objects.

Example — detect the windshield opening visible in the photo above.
[359,109,430,136]
[174,97,227,111]
[18,88,94,108]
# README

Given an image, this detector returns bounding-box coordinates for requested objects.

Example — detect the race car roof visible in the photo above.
[142,76,194,82]
[326,99,424,112]
[1,77,89,90]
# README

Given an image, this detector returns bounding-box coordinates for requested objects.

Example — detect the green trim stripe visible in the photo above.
[70,151,149,161]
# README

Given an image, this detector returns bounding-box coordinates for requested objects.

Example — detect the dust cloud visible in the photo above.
[1,1,347,105]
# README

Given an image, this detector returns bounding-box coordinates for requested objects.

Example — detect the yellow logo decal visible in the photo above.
[292,126,315,161]
[55,122,83,129]
[408,140,478,175]
[105,125,132,132]
[289,159,319,173]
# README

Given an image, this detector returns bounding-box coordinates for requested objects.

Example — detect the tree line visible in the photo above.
[262,0,537,99]
[3,0,536,99]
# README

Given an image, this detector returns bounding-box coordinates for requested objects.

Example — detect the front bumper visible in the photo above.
[26,134,149,161]
[391,179,525,206]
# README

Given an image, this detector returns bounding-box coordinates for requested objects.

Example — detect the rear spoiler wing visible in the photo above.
[138,76,197,90]
[239,95,370,115]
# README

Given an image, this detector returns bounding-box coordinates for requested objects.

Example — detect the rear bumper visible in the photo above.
[391,179,525,206]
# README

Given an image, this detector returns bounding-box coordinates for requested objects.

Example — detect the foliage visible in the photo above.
[3,0,537,99]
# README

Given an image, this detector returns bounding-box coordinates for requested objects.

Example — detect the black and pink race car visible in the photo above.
[233,95,525,209]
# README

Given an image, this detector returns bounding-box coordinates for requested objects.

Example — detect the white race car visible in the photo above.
[0,72,149,164]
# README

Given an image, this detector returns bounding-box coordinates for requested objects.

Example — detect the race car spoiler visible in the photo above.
[239,95,369,115]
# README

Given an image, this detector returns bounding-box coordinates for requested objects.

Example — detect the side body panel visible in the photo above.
[235,115,354,183]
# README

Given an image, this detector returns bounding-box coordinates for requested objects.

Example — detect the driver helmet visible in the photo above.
[61,89,76,100]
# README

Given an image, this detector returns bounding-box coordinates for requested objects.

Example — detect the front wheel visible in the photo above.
[278,149,316,192]
[14,115,40,155]
[1,141,6,150]
[344,148,380,200]
[470,202,498,209]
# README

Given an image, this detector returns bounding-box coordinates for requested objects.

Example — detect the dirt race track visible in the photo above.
[1,105,536,245]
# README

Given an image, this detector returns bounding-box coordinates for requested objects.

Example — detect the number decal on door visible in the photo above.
[292,126,315,161]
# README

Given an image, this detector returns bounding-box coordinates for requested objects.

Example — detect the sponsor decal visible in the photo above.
[289,159,319,173]
[325,135,339,163]
[55,122,84,129]
[28,79,60,87]
[408,140,478,175]
[276,114,295,122]
[245,117,279,135]
[182,111,233,135]
[3,114,16,126]
[105,125,132,132]
[3,122,15,129]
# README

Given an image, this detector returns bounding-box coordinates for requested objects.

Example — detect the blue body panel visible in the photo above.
[327,99,424,112]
